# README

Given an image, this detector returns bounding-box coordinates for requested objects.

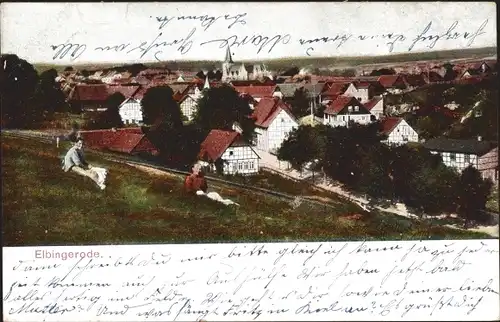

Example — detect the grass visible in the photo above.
[33,47,497,73]
[1,136,491,246]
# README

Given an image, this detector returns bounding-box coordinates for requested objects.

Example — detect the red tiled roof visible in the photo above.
[107,133,156,154]
[377,75,403,88]
[252,97,296,128]
[70,84,109,101]
[80,128,157,154]
[324,95,361,114]
[233,85,277,98]
[380,117,403,135]
[353,81,371,89]
[322,82,349,97]
[364,96,383,111]
[107,85,140,98]
[198,129,240,161]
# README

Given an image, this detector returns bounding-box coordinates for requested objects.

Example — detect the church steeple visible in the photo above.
[204,76,210,89]
[224,46,234,63]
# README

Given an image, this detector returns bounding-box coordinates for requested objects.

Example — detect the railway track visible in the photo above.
[2,130,353,211]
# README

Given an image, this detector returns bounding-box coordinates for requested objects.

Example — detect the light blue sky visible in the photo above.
[1,2,497,64]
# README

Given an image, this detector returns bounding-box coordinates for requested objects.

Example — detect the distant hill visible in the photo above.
[33,47,497,74]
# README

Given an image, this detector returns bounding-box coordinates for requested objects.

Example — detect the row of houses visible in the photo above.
[78,122,497,186]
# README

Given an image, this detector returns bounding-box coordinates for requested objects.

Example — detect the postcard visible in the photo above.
[1,2,499,321]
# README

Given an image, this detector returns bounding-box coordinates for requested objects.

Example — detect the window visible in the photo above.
[475,110,482,117]
[348,106,353,112]
[244,162,248,170]
[238,162,243,170]
[450,153,456,162]
[354,106,359,112]
[464,154,470,163]
[229,151,234,156]
[249,161,254,169]
[281,118,284,123]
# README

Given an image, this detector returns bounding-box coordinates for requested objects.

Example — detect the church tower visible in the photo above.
[222,46,234,82]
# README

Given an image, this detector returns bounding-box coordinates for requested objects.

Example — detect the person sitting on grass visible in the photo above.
[184,162,238,206]
[184,162,208,194]
[62,138,106,190]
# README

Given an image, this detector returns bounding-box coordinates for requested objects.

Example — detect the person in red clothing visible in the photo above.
[184,162,208,194]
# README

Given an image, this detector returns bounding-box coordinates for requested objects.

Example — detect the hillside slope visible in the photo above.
[2,137,489,246]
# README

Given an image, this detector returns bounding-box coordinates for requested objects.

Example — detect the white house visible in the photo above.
[423,137,498,183]
[364,96,384,120]
[179,77,210,121]
[323,95,373,127]
[119,87,147,125]
[342,82,375,102]
[252,97,299,153]
[380,117,419,145]
[198,129,260,175]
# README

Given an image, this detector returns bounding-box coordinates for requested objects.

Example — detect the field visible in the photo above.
[1,136,490,246]
[33,47,497,73]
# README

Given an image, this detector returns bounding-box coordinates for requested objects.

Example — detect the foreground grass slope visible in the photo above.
[2,137,489,246]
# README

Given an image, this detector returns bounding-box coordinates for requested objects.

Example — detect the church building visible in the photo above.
[221,47,273,82]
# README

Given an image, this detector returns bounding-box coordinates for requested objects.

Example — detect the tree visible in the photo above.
[92,92,125,129]
[457,166,493,227]
[141,86,185,166]
[340,68,357,77]
[0,54,39,128]
[281,67,300,77]
[207,70,216,80]
[141,86,182,128]
[290,88,311,118]
[193,84,255,142]
[34,68,68,116]
[277,125,326,173]
[443,63,458,81]
[214,70,223,81]
[195,70,206,79]
[370,68,396,76]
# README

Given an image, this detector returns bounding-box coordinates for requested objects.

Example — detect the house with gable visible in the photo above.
[342,81,376,102]
[423,137,498,185]
[377,75,407,93]
[179,77,210,121]
[68,84,109,112]
[198,129,260,175]
[363,96,384,120]
[323,95,373,127]
[320,82,350,104]
[379,117,419,145]
[79,128,159,156]
[233,84,282,102]
[119,86,147,125]
[252,97,299,153]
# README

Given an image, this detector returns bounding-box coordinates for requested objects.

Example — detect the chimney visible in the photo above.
[477,136,482,141]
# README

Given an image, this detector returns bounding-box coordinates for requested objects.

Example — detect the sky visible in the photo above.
[1,2,497,64]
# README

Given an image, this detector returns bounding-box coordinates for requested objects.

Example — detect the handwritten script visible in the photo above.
[48,13,490,62]
[3,240,499,321]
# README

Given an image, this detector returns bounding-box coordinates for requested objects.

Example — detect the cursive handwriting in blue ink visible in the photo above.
[408,20,489,51]
[50,43,87,61]
[200,33,291,54]
[127,28,196,61]
[154,13,247,31]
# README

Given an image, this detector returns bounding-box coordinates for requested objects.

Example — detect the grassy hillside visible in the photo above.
[34,47,496,73]
[1,136,490,246]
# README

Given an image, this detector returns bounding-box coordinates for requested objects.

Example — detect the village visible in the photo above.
[52,48,497,183]
[1,47,499,244]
